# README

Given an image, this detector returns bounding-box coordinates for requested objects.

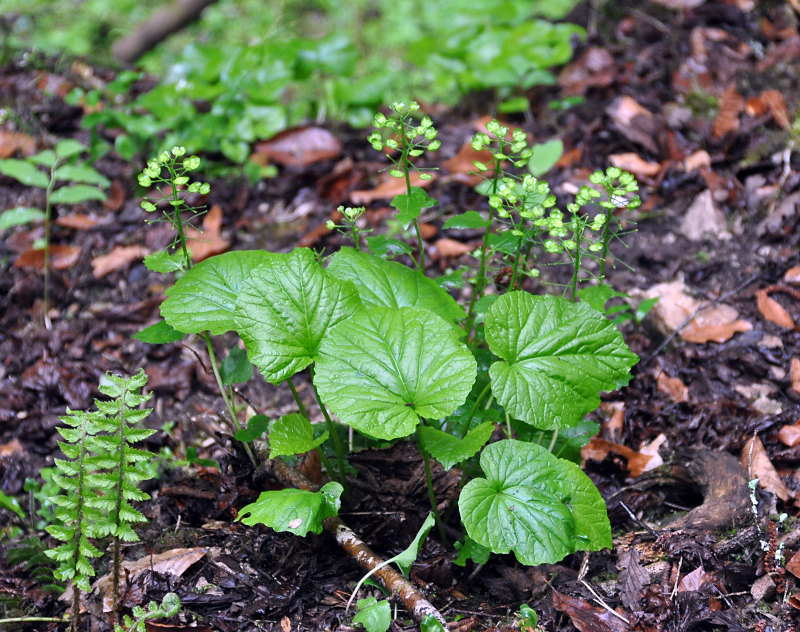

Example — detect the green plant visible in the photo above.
[0,139,108,328]
[114,593,181,632]
[43,370,161,632]
[153,104,640,578]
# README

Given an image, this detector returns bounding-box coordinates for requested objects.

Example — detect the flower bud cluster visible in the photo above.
[138,146,210,213]
[367,101,440,181]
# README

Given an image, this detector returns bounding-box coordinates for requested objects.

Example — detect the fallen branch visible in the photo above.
[254,443,447,627]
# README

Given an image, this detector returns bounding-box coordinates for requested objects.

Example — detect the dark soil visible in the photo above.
[2,2,800,631]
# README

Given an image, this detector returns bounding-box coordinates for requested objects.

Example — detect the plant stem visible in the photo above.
[508,233,524,291]
[416,425,448,546]
[0,617,69,624]
[465,382,492,427]
[310,368,347,485]
[203,333,257,467]
[167,173,193,271]
[504,410,512,439]
[287,377,335,479]
[568,221,585,303]
[42,161,58,330]
[598,206,614,280]
[548,428,559,453]
[399,116,425,272]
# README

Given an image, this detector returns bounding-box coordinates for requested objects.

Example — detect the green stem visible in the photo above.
[416,425,448,546]
[547,428,559,453]
[203,333,257,467]
[569,223,584,303]
[400,116,425,272]
[168,173,192,271]
[0,617,69,624]
[598,206,614,280]
[43,161,58,330]
[465,382,492,427]
[508,233,524,291]
[288,378,336,479]
[504,410,512,439]
[310,367,347,486]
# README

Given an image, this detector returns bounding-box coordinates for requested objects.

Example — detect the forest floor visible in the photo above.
[2,1,800,631]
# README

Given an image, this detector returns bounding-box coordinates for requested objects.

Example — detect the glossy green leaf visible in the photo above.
[442,211,490,230]
[237,481,343,537]
[365,235,412,259]
[162,250,276,335]
[419,421,494,470]
[220,345,253,385]
[235,248,361,383]
[316,307,475,440]
[235,414,270,442]
[143,250,185,274]
[421,616,446,632]
[353,597,391,632]
[0,207,45,231]
[486,292,638,429]
[29,150,56,168]
[391,186,438,226]
[327,248,464,322]
[54,139,85,160]
[459,440,610,566]
[53,164,110,187]
[133,319,185,344]
[394,512,435,576]
[269,413,328,458]
[527,138,563,177]
[50,185,106,204]
[0,159,48,188]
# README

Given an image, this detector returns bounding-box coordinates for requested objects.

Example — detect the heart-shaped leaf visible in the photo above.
[353,598,391,632]
[315,307,476,440]
[327,248,464,322]
[235,248,361,384]
[269,413,328,458]
[419,421,494,470]
[162,250,276,335]
[237,481,343,537]
[486,292,638,429]
[459,440,610,565]
[391,186,438,226]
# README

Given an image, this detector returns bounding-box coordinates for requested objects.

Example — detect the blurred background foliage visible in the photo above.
[0,0,583,163]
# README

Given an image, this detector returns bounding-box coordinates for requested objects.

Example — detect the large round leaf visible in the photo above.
[314,307,476,440]
[162,250,276,335]
[327,248,464,322]
[486,292,638,429]
[234,248,361,384]
[458,440,610,566]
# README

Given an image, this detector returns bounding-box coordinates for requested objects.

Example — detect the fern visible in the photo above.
[44,369,158,632]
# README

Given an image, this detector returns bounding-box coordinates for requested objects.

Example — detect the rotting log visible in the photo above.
[112,0,219,64]
[254,444,448,627]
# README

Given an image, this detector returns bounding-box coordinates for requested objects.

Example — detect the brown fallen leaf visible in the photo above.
[552,590,631,632]
[103,180,125,211]
[92,245,149,279]
[760,90,791,130]
[185,204,230,262]
[558,47,616,97]
[0,128,36,158]
[777,420,800,448]
[678,567,707,592]
[419,222,437,240]
[756,288,795,329]
[14,244,81,270]
[683,150,712,172]
[56,213,101,230]
[679,189,731,241]
[350,172,434,205]
[599,401,625,441]
[713,84,744,139]
[0,438,23,458]
[786,549,800,580]
[609,153,662,178]
[605,96,659,154]
[784,266,800,285]
[657,372,689,402]
[252,126,342,167]
[681,319,752,344]
[616,548,649,611]
[442,141,496,185]
[741,436,793,501]
[93,547,207,611]
[582,437,656,478]
[434,238,472,258]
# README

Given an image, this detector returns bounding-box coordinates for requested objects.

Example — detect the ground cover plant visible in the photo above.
[3,1,800,631]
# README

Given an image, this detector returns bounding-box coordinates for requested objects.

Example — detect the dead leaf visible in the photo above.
[679,189,731,241]
[657,372,689,402]
[792,358,800,395]
[756,288,795,329]
[0,128,36,158]
[557,146,584,168]
[605,96,659,154]
[582,437,656,478]
[442,141,496,185]
[683,150,712,172]
[434,238,472,258]
[713,84,744,139]
[552,590,631,632]
[185,204,230,262]
[558,47,616,96]
[103,180,124,211]
[778,420,800,447]
[608,153,662,178]
[786,550,800,579]
[252,126,342,167]
[600,402,625,441]
[678,567,707,592]
[617,548,649,611]
[280,617,292,632]
[56,213,101,230]
[632,279,751,343]
[0,438,23,458]
[419,222,437,240]
[94,547,207,612]
[350,172,434,205]
[784,266,800,285]
[639,434,667,472]
[92,245,148,279]
[760,90,791,130]
[740,436,793,501]
[14,244,81,270]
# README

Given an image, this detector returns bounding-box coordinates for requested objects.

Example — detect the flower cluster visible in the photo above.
[367,101,440,181]
[472,121,532,169]
[138,146,210,213]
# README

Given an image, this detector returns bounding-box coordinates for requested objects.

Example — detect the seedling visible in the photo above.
[0,139,108,328]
